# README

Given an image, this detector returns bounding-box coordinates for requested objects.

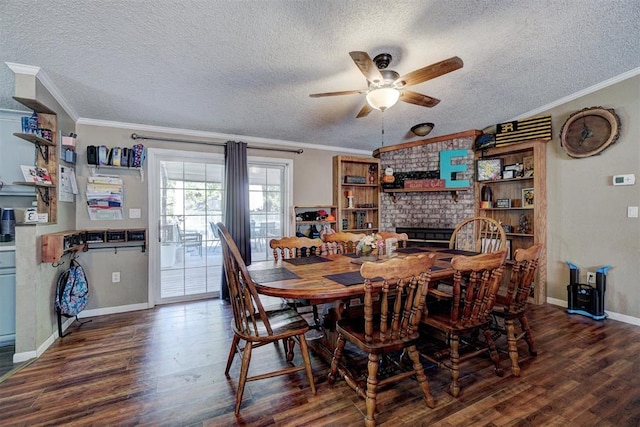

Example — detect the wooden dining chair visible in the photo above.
[269,236,324,260]
[420,249,508,397]
[491,243,542,376]
[322,231,366,255]
[449,216,506,253]
[328,253,437,427]
[216,222,316,415]
[269,235,325,329]
[378,231,408,248]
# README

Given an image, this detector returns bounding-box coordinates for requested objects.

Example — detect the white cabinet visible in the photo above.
[0,250,16,344]
[0,110,37,195]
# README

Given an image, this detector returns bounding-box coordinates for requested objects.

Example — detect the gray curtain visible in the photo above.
[221,141,252,300]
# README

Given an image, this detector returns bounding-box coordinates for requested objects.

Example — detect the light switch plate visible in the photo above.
[129,208,141,219]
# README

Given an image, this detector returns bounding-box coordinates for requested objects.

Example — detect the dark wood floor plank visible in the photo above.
[0,301,639,425]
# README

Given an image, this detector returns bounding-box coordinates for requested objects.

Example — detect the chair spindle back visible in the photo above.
[217,222,273,337]
[449,249,508,328]
[360,253,436,344]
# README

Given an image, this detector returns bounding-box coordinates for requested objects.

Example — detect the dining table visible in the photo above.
[248,246,478,362]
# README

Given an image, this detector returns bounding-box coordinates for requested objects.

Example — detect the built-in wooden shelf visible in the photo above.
[382,187,469,193]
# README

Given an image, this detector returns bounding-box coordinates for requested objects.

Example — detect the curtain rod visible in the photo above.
[130,133,303,154]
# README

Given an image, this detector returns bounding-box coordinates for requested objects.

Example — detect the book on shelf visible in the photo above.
[20,165,53,184]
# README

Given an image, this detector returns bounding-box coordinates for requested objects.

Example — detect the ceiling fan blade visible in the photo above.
[395,56,463,87]
[309,89,367,98]
[399,90,441,108]
[356,102,373,118]
[349,51,384,84]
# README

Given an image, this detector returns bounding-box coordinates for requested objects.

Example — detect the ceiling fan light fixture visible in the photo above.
[411,122,434,137]
[366,87,400,112]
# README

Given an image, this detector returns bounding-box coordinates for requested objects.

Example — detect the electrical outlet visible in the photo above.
[587,272,596,284]
[112,272,121,283]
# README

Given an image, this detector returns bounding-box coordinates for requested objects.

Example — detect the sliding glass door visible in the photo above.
[149,149,225,304]
[249,161,291,261]
[149,149,292,305]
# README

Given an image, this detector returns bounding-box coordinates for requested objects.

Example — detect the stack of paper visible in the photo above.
[86,175,124,220]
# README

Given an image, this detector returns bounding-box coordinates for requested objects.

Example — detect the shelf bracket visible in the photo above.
[36,143,49,162]
[36,186,51,205]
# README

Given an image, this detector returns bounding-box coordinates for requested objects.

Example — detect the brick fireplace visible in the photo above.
[374,130,479,232]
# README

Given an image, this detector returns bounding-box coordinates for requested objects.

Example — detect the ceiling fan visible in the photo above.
[310,52,463,118]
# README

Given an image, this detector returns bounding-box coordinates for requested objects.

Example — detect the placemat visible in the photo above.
[283,256,332,266]
[324,271,367,286]
[396,247,430,254]
[440,249,480,256]
[342,253,360,258]
[250,268,300,283]
[325,268,442,286]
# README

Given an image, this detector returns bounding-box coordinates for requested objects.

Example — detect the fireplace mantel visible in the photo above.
[373,130,482,158]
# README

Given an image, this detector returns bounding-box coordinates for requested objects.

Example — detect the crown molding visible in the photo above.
[5,62,79,121]
[76,117,371,155]
[5,62,40,75]
[511,67,640,121]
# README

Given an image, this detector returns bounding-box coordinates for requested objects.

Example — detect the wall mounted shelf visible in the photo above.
[42,228,147,264]
[13,132,55,162]
[89,165,144,181]
[12,181,55,204]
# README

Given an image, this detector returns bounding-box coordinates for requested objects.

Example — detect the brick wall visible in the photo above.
[378,133,476,231]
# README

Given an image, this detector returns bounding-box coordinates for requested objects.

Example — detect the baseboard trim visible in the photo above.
[546,297,640,326]
[79,303,151,318]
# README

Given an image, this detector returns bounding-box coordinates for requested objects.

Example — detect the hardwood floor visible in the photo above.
[0,300,639,426]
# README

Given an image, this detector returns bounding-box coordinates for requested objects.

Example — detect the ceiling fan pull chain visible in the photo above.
[381,113,385,147]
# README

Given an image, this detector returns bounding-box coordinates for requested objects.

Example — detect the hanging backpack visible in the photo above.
[55,259,89,318]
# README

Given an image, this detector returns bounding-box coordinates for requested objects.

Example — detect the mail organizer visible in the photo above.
[42,228,147,264]
[42,231,88,263]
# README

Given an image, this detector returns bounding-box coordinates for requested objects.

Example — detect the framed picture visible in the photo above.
[476,158,503,181]
[502,169,515,180]
[522,187,534,207]
[496,198,511,208]
[523,155,534,177]
[504,162,524,177]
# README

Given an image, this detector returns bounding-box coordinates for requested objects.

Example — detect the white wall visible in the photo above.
[546,75,640,318]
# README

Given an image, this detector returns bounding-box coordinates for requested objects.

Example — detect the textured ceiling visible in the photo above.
[1,0,639,152]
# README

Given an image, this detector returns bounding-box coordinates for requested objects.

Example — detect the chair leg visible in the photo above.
[450,334,461,397]
[286,337,296,362]
[297,334,316,395]
[407,345,435,408]
[505,319,520,376]
[519,314,538,356]
[484,327,504,377]
[235,341,253,415]
[312,304,322,330]
[225,334,240,376]
[328,335,346,384]
[364,353,379,427]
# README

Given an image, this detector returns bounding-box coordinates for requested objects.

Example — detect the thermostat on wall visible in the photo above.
[613,174,635,186]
